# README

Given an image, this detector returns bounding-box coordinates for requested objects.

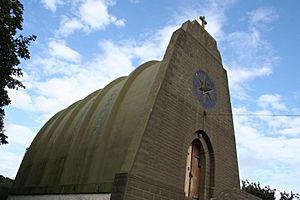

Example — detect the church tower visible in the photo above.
[10,19,261,200]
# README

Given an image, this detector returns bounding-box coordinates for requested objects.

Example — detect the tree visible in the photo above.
[0,0,36,144]
[242,180,300,200]
[0,175,13,200]
[279,191,300,200]
[242,179,276,200]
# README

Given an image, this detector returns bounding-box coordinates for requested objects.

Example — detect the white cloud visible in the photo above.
[248,7,279,27]
[227,66,272,99]
[257,94,287,111]
[202,0,236,39]
[232,94,300,139]
[278,117,300,136]
[236,122,300,164]
[255,110,300,137]
[110,16,126,27]
[56,0,125,36]
[234,105,300,192]
[0,151,24,179]
[222,9,279,99]
[8,89,32,110]
[79,0,111,30]
[58,17,84,36]
[29,56,82,77]
[131,24,176,62]
[226,29,261,54]
[48,40,81,63]
[8,76,95,116]
[228,66,272,85]
[5,123,35,147]
[96,40,135,71]
[41,0,63,12]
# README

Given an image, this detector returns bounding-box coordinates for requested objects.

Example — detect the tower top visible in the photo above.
[199,16,207,29]
[181,19,222,62]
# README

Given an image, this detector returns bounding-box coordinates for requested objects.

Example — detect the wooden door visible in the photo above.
[189,142,201,199]
[184,145,192,196]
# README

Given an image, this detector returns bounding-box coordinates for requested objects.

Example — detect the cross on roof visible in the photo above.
[199,16,207,29]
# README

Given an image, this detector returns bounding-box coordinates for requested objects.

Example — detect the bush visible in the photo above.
[0,175,13,200]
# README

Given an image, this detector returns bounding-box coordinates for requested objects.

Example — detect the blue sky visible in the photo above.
[1,0,300,195]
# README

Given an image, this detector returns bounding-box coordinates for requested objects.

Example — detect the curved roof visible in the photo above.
[13,60,163,194]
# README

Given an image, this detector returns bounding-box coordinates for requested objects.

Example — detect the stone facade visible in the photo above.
[109,20,241,200]
[8,194,111,200]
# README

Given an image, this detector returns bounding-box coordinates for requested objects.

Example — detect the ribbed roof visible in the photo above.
[13,60,162,194]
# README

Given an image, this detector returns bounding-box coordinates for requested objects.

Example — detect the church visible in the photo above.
[9,19,261,200]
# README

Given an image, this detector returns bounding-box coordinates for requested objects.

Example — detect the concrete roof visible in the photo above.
[13,60,162,194]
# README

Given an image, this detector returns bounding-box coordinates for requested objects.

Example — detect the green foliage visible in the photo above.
[279,191,300,200]
[0,175,13,200]
[242,179,276,200]
[242,180,300,200]
[0,0,36,144]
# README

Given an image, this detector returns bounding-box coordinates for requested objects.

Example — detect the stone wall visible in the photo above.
[8,194,111,200]
[214,188,262,200]
[113,20,240,200]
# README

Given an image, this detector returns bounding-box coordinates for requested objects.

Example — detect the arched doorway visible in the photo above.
[184,132,215,200]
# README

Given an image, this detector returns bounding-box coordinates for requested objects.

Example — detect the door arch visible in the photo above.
[184,131,215,200]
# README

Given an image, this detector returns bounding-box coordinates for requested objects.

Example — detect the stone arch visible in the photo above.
[184,130,215,200]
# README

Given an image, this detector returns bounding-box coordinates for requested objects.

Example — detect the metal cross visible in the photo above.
[199,16,207,29]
